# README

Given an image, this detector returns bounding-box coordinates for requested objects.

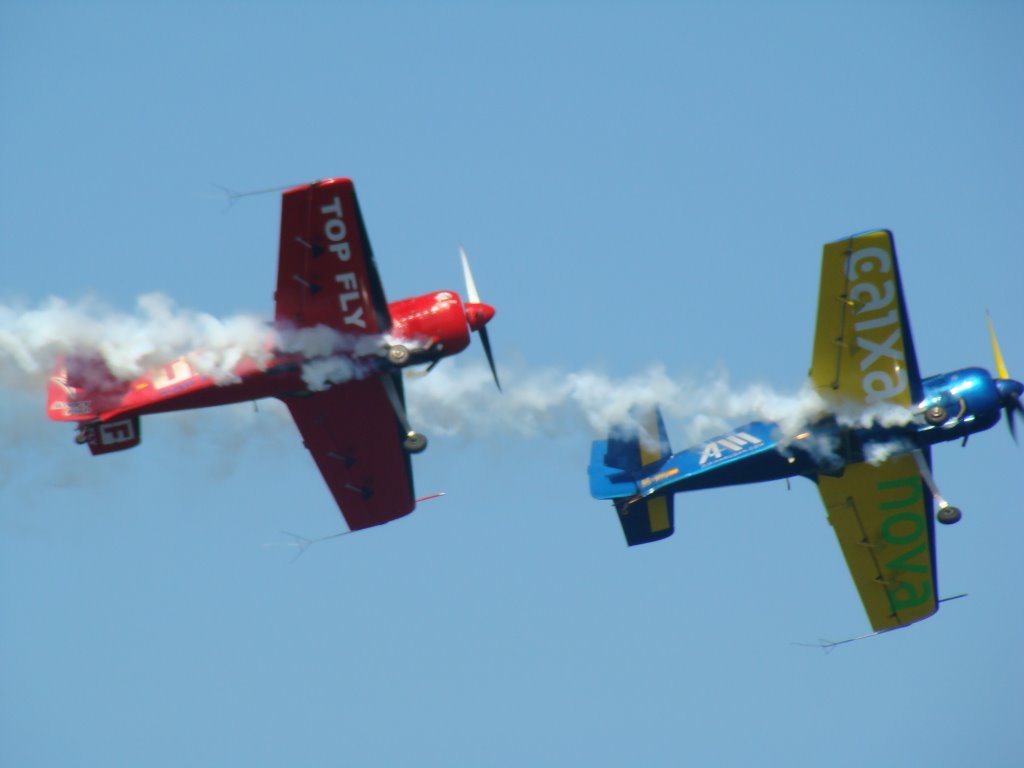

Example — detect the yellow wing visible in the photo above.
[809,230,923,408]
[818,453,938,630]
[811,231,937,630]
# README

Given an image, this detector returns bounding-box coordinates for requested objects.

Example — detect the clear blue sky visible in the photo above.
[2,2,1022,766]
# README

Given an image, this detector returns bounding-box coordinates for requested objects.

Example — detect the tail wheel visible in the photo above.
[387,344,410,366]
[924,406,948,425]
[402,431,428,454]
[937,506,962,525]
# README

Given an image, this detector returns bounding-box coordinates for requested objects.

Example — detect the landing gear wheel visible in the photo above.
[924,406,948,426]
[387,344,410,366]
[937,505,962,525]
[402,431,428,454]
[74,431,89,445]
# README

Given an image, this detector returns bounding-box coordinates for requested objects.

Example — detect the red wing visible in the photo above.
[280,375,415,532]
[275,178,392,334]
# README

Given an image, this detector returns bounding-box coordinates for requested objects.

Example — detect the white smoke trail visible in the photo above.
[276,326,386,391]
[832,401,918,430]
[0,294,386,393]
[0,293,271,388]
[2,293,919,464]
[863,439,915,466]
[406,360,845,448]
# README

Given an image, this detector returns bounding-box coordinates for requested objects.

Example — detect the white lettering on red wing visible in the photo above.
[321,195,367,329]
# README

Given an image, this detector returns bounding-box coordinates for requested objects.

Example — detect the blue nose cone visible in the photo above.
[995,378,1024,404]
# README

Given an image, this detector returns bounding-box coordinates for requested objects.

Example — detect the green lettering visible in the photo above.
[882,511,924,546]
[888,578,933,611]
[878,475,922,510]
[884,540,929,574]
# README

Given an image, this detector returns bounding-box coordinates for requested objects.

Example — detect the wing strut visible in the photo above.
[911,450,962,525]
[380,373,428,454]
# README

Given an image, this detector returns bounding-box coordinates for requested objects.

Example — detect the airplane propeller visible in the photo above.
[460,245,501,391]
[988,312,1024,442]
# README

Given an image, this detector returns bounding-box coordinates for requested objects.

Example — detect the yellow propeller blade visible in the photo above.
[987,311,1010,380]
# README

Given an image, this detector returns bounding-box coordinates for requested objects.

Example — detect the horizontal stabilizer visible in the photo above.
[85,416,142,455]
[615,494,675,547]
[588,440,639,499]
[589,406,676,545]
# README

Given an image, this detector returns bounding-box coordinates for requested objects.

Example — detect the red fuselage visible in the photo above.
[47,289,492,425]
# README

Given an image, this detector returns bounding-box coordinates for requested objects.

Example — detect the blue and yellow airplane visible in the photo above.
[589,230,1022,632]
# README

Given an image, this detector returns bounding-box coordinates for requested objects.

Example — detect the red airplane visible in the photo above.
[47,178,500,532]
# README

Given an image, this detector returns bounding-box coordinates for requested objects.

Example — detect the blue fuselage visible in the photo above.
[636,367,1016,498]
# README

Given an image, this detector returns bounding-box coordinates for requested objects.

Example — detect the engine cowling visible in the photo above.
[388,291,472,359]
